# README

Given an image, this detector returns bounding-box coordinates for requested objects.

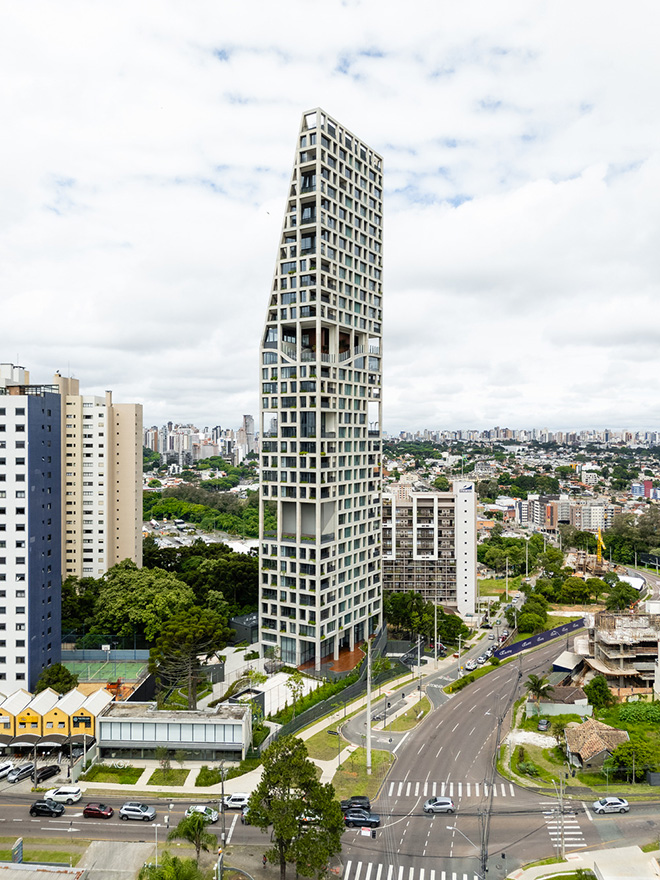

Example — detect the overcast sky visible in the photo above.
[2,1,659,435]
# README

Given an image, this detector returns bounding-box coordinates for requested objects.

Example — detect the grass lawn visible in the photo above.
[331,748,394,801]
[0,838,89,866]
[147,768,189,786]
[305,726,347,762]
[383,697,431,732]
[79,763,143,785]
[478,576,522,596]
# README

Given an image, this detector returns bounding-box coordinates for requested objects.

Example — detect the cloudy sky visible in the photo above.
[2,1,659,435]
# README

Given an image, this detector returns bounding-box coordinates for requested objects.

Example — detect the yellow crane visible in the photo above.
[597,527,606,567]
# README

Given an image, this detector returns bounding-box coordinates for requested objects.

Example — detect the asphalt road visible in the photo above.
[335,634,646,879]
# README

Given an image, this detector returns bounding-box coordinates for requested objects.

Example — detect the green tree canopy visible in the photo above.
[167,813,217,863]
[583,675,615,710]
[139,853,203,880]
[432,476,450,491]
[92,560,195,641]
[605,582,640,611]
[524,674,553,713]
[248,736,344,880]
[35,663,79,695]
[150,607,232,709]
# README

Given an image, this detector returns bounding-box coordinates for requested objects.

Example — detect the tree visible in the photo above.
[559,576,592,605]
[139,853,203,880]
[35,663,79,695]
[432,476,450,491]
[285,670,305,719]
[583,675,615,710]
[608,739,659,781]
[248,736,344,880]
[93,561,196,641]
[516,612,546,634]
[605,583,639,611]
[167,813,216,864]
[524,674,554,714]
[150,607,232,709]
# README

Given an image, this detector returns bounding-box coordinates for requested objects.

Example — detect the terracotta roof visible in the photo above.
[540,686,587,705]
[565,718,629,762]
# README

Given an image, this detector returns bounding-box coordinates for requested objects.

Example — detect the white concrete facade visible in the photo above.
[259,109,384,669]
[382,481,477,616]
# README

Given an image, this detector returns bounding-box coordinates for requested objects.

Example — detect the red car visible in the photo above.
[83,803,114,819]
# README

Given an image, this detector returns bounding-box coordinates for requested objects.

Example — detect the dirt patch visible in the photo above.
[505,730,557,748]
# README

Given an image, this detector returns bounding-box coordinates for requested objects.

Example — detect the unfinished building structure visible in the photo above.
[585,611,660,693]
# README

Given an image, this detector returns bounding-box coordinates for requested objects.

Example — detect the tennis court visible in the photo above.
[63,659,148,682]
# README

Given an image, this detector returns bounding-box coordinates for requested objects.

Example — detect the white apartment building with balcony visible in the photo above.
[382,482,477,617]
[259,109,383,670]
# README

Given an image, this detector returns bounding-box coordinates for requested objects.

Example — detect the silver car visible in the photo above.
[423,797,455,814]
[119,802,157,821]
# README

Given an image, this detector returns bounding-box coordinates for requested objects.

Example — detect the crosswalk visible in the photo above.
[542,807,586,849]
[386,780,517,799]
[343,862,480,880]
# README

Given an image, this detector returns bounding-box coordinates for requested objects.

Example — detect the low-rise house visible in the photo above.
[526,685,591,718]
[564,718,629,769]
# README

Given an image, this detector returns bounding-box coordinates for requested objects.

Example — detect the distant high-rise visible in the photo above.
[53,374,143,579]
[259,109,384,670]
[0,364,62,690]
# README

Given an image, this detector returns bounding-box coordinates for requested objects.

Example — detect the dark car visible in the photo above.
[340,795,371,812]
[344,808,380,828]
[83,803,114,819]
[30,799,65,817]
[33,764,60,784]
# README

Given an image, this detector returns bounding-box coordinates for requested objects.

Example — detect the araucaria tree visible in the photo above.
[149,607,232,709]
[248,736,344,880]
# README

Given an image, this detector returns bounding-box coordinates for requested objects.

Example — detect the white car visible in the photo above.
[464,660,477,671]
[223,793,250,810]
[45,786,82,805]
[185,805,219,823]
[0,761,14,779]
[592,797,629,814]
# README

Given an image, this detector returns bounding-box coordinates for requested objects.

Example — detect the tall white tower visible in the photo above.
[259,109,384,670]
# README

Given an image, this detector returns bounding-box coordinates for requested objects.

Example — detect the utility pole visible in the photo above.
[505,556,509,601]
[456,633,463,680]
[525,539,529,578]
[366,639,372,776]
[220,761,226,846]
[417,636,422,700]
[434,584,438,669]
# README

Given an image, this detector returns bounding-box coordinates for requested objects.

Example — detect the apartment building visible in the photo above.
[259,109,383,669]
[54,374,142,579]
[382,482,476,616]
[0,364,62,691]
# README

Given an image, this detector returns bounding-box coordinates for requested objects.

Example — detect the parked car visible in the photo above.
[0,761,14,778]
[83,803,114,819]
[476,655,487,665]
[33,764,60,784]
[222,793,250,810]
[185,805,218,824]
[119,802,157,821]
[344,808,380,828]
[537,719,550,731]
[45,786,82,805]
[340,795,371,812]
[7,763,35,783]
[488,633,496,640]
[592,797,629,814]
[423,797,455,814]
[464,660,477,671]
[29,799,65,817]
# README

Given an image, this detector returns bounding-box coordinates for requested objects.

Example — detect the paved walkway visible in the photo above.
[507,844,660,879]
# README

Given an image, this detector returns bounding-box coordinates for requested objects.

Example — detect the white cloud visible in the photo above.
[1,0,659,433]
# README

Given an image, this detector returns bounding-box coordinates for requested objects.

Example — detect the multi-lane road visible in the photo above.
[1,631,658,879]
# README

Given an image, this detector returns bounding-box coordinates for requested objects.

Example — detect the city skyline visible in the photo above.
[2,2,659,431]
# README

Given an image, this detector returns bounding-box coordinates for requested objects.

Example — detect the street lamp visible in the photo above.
[154,823,161,869]
[328,730,341,769]
[446,826,487,880]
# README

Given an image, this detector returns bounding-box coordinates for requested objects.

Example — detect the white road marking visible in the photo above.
[408,868,414,880]
[432,782,437,795]
[509,784,515,796]
[388,782,394,796]
[414,782,420,796]
[469,726,476,735]
[436,746,443,758]
[364,863,372,880]
[451,723,459,732]
[419,870,424,880]
[417,744,425,754]
[355,863,362,880]
[406,782,411,797]
[387,866,393,880]
[474,783,480,797]
[466,782,471,797]
[397,866,404,880]
[423,782,428,795]
[394,732,411,755]
[457,783,462,797]
[441,781,446,796]
[397,782,403,797]
[375,865,382,880]
[583,802,593,821]
[226,812,238,843]
[345,860,353,878]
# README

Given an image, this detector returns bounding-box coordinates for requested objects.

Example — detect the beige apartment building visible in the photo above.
[54,374,143,579]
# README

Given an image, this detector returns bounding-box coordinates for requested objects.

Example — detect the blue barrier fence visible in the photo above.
[494,617,586,660]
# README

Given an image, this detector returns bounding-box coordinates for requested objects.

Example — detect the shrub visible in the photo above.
[618,702,660,724]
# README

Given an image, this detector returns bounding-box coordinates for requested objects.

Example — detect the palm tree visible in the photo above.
[524,673,554,716]
[167,814,217,864]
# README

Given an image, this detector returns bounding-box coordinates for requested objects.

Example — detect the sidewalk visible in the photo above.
[507,844,660,879]
[78,640,481,799]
